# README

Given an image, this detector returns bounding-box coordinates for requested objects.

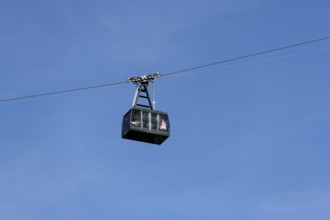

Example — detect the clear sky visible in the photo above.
[1,0,330,219]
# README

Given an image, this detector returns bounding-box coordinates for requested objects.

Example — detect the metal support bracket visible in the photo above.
[128,73,161,110]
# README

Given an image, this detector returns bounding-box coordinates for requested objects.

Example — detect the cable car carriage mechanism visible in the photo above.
[122,73,170,145]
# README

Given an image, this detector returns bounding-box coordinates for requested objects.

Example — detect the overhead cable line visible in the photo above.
[160,36,330,77]
[1,35,330,104]
[0,81,128,104]
[159,47,330,78]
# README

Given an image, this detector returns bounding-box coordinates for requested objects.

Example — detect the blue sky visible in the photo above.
[1,0,330,219]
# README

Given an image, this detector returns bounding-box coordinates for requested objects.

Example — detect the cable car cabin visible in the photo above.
[122,107,170,145]
[122,73,170,145]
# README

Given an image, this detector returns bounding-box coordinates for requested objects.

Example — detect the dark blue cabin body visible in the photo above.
[122,107,170,145]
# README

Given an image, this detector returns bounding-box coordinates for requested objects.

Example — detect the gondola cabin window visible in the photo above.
[122,107,170,145]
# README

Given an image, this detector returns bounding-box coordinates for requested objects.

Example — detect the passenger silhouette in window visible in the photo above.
[131,118,140,126]
[159,119,167,131]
